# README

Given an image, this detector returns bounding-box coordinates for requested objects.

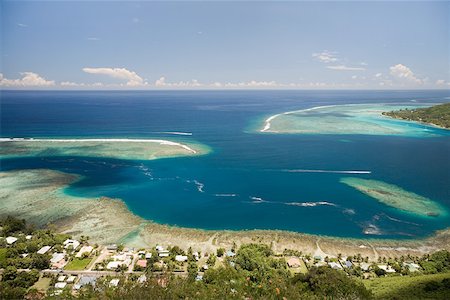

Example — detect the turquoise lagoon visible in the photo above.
[1,90,449,239]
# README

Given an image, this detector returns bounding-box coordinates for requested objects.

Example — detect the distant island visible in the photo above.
[382,103,450,129]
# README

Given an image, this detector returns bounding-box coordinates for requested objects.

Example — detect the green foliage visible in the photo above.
[206,253,216,267]
[216,247,225,257]
[364,271,450,300]
[293,266,373,299]
[0,266,39,299]
[0,216,27,235]
[383,103,450,128]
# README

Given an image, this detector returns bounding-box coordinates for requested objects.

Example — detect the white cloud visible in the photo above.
[82,67,146,86]
[312,51,338,63]
[389,64,422,85]
[375,73,382,78]
[351,75,358,79]
[326,65,365,71]
[435,79,448,86]
[154,76,204,88]
[87,37,99,41]
[17,23,28,27]
[0,72,55,87]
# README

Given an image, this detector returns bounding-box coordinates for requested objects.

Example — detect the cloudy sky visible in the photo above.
[1,1,449,89]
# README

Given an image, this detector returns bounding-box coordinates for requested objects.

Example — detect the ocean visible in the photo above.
[1,90,449,239]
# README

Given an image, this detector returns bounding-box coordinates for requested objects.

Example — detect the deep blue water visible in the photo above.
[1,90,449,239]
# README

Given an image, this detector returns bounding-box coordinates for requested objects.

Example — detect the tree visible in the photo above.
[187,262,198,281]
[207,253,216,267]
[216,248,225,257]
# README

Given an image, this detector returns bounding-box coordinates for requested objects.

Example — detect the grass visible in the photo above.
[31,276,51,291]
[363,272,450,300]
[64,257,93,270]
[0,248,7,266]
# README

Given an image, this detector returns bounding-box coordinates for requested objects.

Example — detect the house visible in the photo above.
[138,250,145,255]
[74,276,97,290]
[344,261,353,268]
[51,253,65,264]
[175,255,188,262]
[55,282,67,289]
[328,262,343,270]
[403,262,421,272]
[202,264,209,270]
[76,246,93,258]
[6,237,18,244]
[156,245,164,252]
[136,259,147,268]
[110,279,120,287]
[193,252,200,260]
[67,276,77,283]
[58,275,66,282]
[360,262,371,271]
[26,235,32,240]
[159,250,170,257]
[145,253,152,259]
[378,264,396,273]
[226,251,235,257]
[63,239,80,250]
[137,275,147,284]
[196,275,203,281]
[106,261,122,270]
[37,246,51,254]
[287,257,301,268]
[107,244,118,251]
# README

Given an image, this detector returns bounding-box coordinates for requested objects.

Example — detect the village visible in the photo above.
[1,225,427,297]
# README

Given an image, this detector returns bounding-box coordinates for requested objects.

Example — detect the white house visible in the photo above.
[67,276,77,283]
[175,255,188,262]
[58,275,66,282]
[37,246,51,255]
[50,253,65,264]
[110,279,120,287]
[159,250,170,257]
[63,239,80,250]
[6,237,18,244]
[76,246,93,258]
[328,262,343,270]
[55,282,67,289]
[145,253,152,259]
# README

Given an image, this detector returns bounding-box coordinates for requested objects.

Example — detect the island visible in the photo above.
[259,104,445,137]
[382,103,450,129]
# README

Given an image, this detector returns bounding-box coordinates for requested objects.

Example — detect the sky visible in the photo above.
[0,1,449,90]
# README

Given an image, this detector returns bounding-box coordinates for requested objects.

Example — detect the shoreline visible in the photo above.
[1,168,449,260]
[259,102,441,134]
[0,137,200,154]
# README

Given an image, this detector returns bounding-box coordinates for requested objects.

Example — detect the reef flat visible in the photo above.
[260,104,444,136]
[1,169,450,260]
[340,177,446,218]
[0,138,209,160]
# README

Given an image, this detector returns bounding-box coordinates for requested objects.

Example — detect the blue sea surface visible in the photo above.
[1,90,449,239]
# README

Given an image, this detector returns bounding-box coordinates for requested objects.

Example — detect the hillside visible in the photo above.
[382,103,450,129]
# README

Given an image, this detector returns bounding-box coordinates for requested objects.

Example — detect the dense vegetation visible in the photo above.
[2,216,450,299]
[382,103,450,128]
[57,244,373,300]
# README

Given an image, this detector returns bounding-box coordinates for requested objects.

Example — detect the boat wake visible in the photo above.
[283,169,371,174]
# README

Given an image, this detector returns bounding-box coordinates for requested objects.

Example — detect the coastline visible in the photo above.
[259,103,443,135]
[0,137,211,160]
[1,168,449,260]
